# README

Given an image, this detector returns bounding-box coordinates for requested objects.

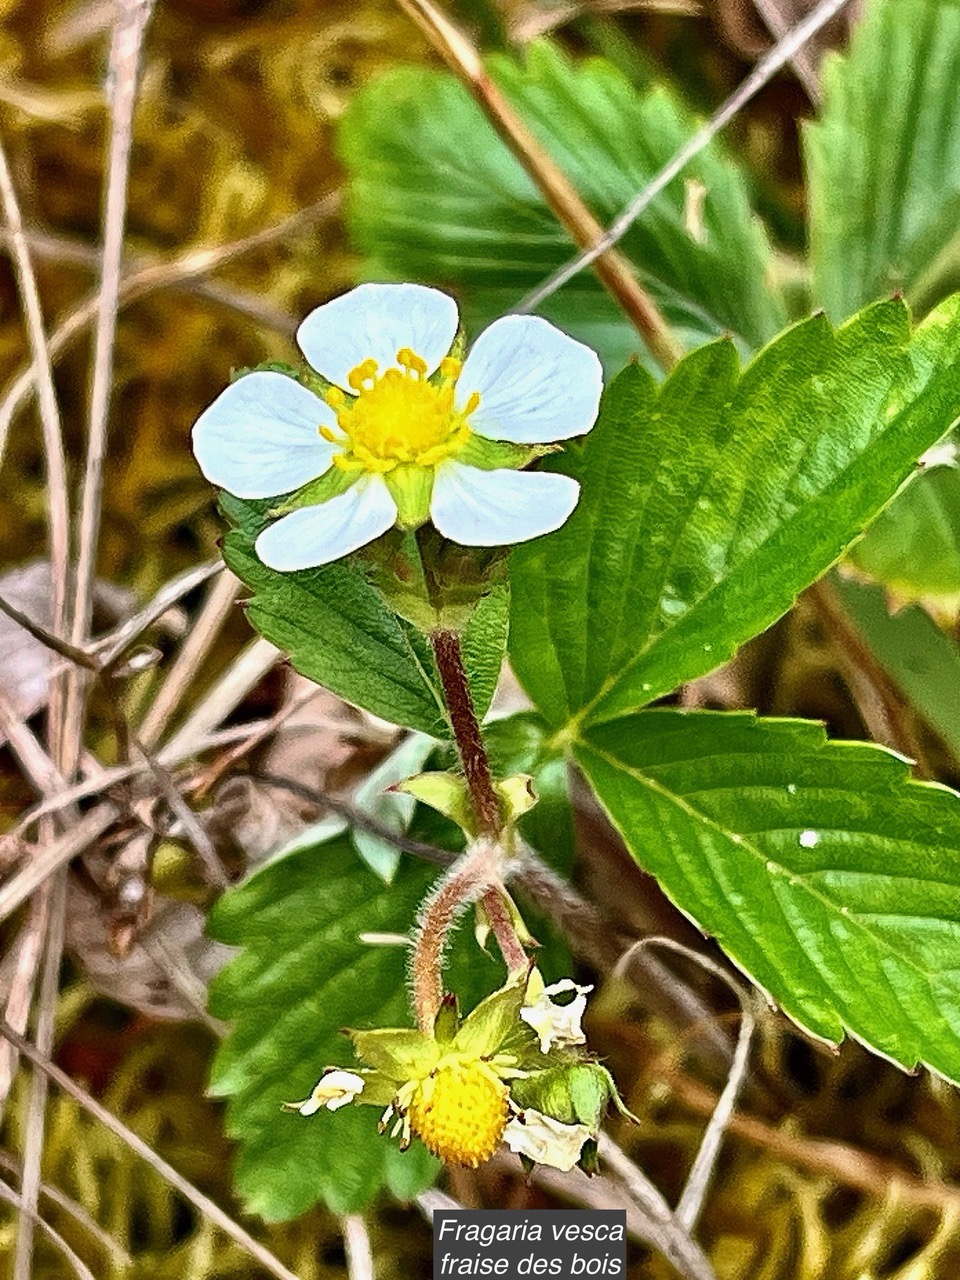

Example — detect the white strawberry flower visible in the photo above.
[192,283,603,571]
[503,1109,593,1172]
[521,974,593,1054]
[285,1068,366,1116]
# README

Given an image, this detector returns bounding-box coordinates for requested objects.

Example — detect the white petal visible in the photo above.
[430,463,580,546]
[503,1111,593,1172]
[255,478,397,571]
[457,314,603,444]
[521,978,593,1053]
[297,283,459,388]
[192,371,337,499]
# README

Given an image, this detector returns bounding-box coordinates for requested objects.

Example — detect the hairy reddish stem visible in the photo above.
[431,628,502,836]
[411,838,499,1032]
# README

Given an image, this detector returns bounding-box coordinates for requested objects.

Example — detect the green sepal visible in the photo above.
[298,366,343,398]
[498,774,538,823]
[428,329,466,383]
[347,1028,438,1081]
[433,993,460,1044]
[384,464,434,528]
[363,526,511,633]
[578,1138,600,1175]
[453,970,531,1057]
[268,466,356,517]
[399,772,474,833]
[399,771,537,839]
[510,1061,636,1130]
[458,435,546,471]
[353,1071,400,1109]
[229,360,301,384]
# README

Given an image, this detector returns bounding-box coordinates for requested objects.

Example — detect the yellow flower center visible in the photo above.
[407,1060,509,1168]
[323,349,479,474]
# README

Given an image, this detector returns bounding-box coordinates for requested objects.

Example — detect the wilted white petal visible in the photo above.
[255,478,397,571]
[503,1111,593,1171]
[521,978,593,1054]
[431,463,580,546]
[291,1069,366,1116]
[192,371,338,499]
[297,283,459,388]
[457,314,603,444]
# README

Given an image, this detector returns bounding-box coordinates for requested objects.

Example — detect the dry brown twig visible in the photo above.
[613,937,756,1232]
[0,1019,301,1280]
[518,0,854,314]
[10,2,156,1271]
[394,0,683,372]
[0,193,337,464]
[0,1175,97,1280]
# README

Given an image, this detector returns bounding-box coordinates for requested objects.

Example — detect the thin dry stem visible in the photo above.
[11,717,303,839]
[135,744,228,889]
[138,570,241,747]
[674,1072,960,1215]
[65,0,156,774]
[0,807,119,927]
[0,1018,301,1280]
[512,0,702,41]
[0,691,64,797]
[519,0,853,313]
[159,637,280,762]
[0,1175,96,1280]
[395,0,683,371]
[597,1135,718,1280]
[0,1147,131,1264]
[0,594,97,670]
[342,1216,374,1280]
[0,193,336,458]
[0,141,70,649]
[13,871,67,1280]
[95,560,222,666]
[0,897,50,1112]
[615,936,755,1231]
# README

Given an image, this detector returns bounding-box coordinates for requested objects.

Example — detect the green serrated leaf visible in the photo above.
[208,834,506,1218]
[509,296,960,729]
[807,0,960,323]
[832,574,960,762]
[339,41,784,373]
[576,709,960,1082]
[847,462,960,600]
[219,495,509,736]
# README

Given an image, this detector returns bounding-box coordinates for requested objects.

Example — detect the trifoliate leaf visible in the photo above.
[339,40,784,373]
[577,709,960,1082]
[509,296,960,728]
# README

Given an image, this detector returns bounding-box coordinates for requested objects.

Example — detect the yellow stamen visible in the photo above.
[321,348,480,474]
[397,347,428,377]
[347,358,379,392]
